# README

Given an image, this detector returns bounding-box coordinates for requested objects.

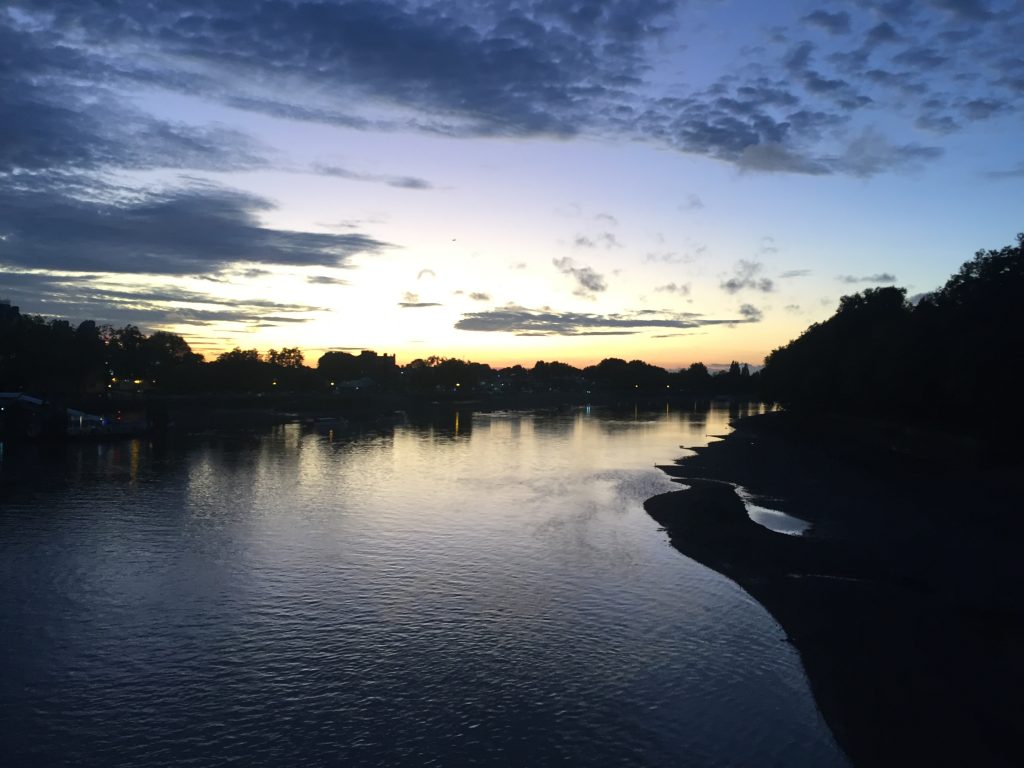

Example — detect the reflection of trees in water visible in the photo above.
[0,436,192,506]
[398,402,762,444]
[404,409,474,442]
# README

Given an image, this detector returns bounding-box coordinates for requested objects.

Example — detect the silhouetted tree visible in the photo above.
[136,331,203,389]
[763,233,1024,448]
[676,362,712,393]
[584,358,669,393]
[207,348,271,392]
[267,347,304,368]
[318,351,362,382]
[531,361,583,390]
[217,348,261,364]
[403,357,492,393]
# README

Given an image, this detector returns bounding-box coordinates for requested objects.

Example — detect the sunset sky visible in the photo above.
[2,1,1021,368]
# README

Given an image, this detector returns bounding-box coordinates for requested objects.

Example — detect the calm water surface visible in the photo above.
[0,403,846,766]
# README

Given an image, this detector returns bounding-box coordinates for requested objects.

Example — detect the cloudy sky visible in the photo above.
[2,0,1021,367]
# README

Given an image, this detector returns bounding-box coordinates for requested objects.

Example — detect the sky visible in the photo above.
[1,0,1022,369]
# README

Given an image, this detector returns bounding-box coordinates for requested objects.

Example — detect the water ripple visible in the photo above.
[0,405,846,766]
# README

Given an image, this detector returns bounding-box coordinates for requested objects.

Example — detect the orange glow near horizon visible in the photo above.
[186,335,778,371]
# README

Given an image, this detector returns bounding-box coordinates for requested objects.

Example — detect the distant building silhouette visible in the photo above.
[0,299,20,321]
[359,350,397,374]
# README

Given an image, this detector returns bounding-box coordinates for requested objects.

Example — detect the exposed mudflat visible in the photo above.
[646,410,1024,768]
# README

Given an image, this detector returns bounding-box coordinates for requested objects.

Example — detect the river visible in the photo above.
[0,402,846,766]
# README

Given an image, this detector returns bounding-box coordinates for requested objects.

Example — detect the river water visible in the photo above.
[0,403,846,766]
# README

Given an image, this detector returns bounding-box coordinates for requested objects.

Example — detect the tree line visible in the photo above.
[0,304,759,399]
[11,232,1014,411]
[761,233,1023,441]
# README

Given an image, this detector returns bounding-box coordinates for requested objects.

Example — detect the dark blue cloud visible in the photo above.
[0,180,389,275]
[929,0,994,22]
[17,0,674,138]
[0,20,265,174]
[893,47,949,70]
[865,22,901,46]
[803,10,852,35]
[2,0,1022,187]
[0,271,322,327]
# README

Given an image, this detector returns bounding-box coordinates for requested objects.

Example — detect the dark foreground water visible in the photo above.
[0,404,846,767]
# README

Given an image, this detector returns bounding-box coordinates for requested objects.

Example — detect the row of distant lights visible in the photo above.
[106,379,344,388]
[104,380,672,389]
[109,377,150,388]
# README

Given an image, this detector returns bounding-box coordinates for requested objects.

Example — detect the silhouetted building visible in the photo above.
[358,351,396,375]
[0,299,20,321]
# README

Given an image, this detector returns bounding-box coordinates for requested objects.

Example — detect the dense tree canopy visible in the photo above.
[0,310,205,394]
[763,233,1024,440]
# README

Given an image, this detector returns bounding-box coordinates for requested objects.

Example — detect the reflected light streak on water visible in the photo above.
[0,403,847,767]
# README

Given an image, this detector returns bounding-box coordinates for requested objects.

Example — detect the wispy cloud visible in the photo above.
[838,273,897,284]
[573,232,621,249]
[398,290,441,308]
[0,270,322,328]
[985,161,1024,179]
[654,282,691,295]
[455,305,762,336]
[313,163,433,190]
[721,261,775,294]
[803,10,851,35]
[679,194,705,211]
[552,257,608,297]
[738,303,764,322]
